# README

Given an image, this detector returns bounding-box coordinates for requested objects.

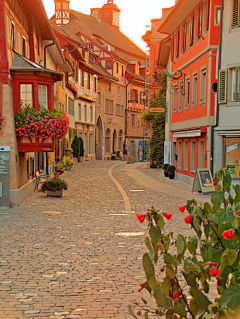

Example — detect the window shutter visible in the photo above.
[181,24,185,52]
[199,4,203,37]
[218,69,228,104]
[176,30,179,57]
[189,14,194,46]
[232,0,239,27]
[206,0,210,31]
[171,35,174,61]
[235,67,240,101]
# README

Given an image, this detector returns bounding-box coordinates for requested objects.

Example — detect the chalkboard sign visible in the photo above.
[192,168,215,194]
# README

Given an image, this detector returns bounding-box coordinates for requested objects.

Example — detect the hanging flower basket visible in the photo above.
[15,106,69,140]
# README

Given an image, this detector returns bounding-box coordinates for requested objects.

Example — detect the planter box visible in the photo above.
[47,190,63,197]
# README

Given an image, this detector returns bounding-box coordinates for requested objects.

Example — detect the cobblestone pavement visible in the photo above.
[0,161,211,319]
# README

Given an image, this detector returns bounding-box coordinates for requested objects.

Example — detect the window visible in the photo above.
[38,85,48,108]
[87,74,91,90]
[197,4,203,38]
[215,6,221,25]
[68,97,74,115]
[130,89,138,102]
[84,105,87,121]
[81,70,85,87]
[191,141,196,171]
[192,73,198,107]
[200,68,207,104]
[97,92,101,105]
[78,104,81,121]
[108,82,111,92]
[122,65,124,75]
[179,82,184,112]
[116,62,119,73]
[232,0,240,28]
[22,36,26,57]
[105,99,110,113]
[230,67,240,101]
[182,22,187,52]
[173,85,177,114]
[186,21,190,49]
[88,43,93,51]
[184,140,189,171]
[132,113,136,127]
[20,84,32,107]
[185,77,190,110]
[11,21,15,49]
[116,104,120,115]
[178,140,182,170]
[106,60,112,68]
[110,100,113,113]
[94,76,97,92]
[189,14,194,46]
[65,94,68,112]
[117,86,120,95]
[90,106,93,122]
[75,63,79,82]
[121,105,124,116]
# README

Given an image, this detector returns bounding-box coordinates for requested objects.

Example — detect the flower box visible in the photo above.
[47,190,62,197]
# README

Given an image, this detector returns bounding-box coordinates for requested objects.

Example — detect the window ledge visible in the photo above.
[226,101,240,107]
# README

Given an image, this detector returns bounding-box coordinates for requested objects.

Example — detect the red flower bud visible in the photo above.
[138,283,144,292]
[136,214,145,223]
[156,246,159,252]
[210,268,220,277]
[178,206,185,213]
[210,262,217,266]
[163,212,172,220]
[222,230,234,241]
[173,293,181,299]
[184,215,192,224]
[213,178,216,186]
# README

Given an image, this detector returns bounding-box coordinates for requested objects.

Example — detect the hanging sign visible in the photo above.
[149,108,165,113]
[192,168,215,194]
[226,143,238,153]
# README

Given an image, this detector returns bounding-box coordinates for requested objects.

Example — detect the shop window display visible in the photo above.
[225,138,240,179]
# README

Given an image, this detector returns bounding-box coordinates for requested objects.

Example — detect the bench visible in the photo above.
[34,171,51,191]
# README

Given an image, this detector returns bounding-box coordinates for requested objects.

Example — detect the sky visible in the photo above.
[42,0,175,51]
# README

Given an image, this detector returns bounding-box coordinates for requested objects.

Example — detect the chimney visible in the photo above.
[90,8,101,22]
[55,0,70,26]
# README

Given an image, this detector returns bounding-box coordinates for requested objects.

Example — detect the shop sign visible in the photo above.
[164,141,171,165]
[226,143,238,153]
[192,168,215,194]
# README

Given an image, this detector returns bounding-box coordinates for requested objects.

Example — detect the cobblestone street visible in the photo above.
[0,161,211,319]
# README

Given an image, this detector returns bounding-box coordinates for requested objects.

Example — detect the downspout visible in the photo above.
[210,0,224,173]
[44,41,55,68]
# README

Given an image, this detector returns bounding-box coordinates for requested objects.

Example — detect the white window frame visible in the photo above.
[38,85,48,109]
[20,84,33,107]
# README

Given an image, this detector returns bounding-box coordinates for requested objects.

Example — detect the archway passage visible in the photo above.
[96,116,103,160]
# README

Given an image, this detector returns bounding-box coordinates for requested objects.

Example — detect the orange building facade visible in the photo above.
[156,0,220,184]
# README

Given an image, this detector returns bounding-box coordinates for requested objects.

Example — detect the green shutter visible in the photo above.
[232,0,239,28]
[218,69,228,104]
[235,67,240,101]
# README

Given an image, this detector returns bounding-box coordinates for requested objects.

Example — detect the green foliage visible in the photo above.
[129,168,240,318]
[41,177,68,192]
[79,136,84,157]
[167,165,176,172]
[162,164,169,170]
[141,74,166,165]
[54,162,65,174]
[63,156,74,167]
[71,135,80,159]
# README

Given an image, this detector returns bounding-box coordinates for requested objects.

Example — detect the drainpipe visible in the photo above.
[44,41,55,68]
[210,0,224,173]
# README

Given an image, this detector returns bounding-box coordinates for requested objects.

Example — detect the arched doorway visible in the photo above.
[96,116,103,160]
[113,129,117,153]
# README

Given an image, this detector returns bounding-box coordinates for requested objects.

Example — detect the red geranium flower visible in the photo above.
[173,293,181,299]
[156,246,159,252]
[237,209,240,215]
[213,178,216,186]
[146,211,150,215]
[184,215,192,224]
[222,230,234,241]
[178,206,185,213]
[163,212,172,220]
[210,262,217,266]
[210,268,220,277]
[136,214,145,223]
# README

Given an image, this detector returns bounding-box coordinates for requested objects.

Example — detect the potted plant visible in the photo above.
[71,135,80,163]
[63,156,74,171]
[54,162,65,175]
[162,163,170,177]
[41,177,68,197]
[167,165,176,179]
